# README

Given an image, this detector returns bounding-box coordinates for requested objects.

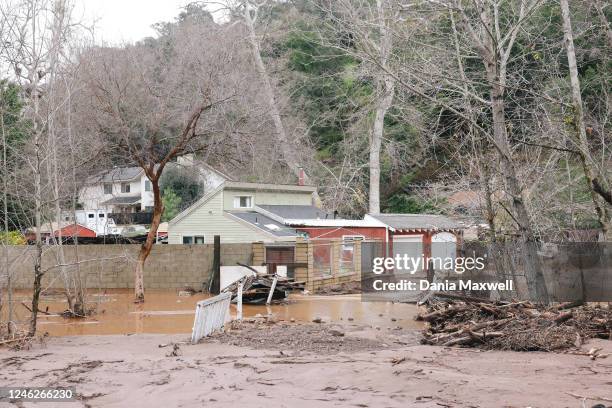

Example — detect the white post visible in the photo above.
[237,280,243,320]
[266,275,278,305]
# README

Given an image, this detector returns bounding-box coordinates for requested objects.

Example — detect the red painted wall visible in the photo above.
[297,226,387,241]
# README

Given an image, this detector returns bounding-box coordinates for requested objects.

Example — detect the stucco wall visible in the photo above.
[4,244,253,290]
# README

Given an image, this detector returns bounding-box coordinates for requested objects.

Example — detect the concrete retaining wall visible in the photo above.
[2,244,253,290]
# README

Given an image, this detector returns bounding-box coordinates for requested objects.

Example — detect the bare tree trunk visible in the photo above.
[29,129,43,336]
[67,85,85,314]
[489,77,548,303]
[457,2,549,303]
[560,0,611,239]
[1,102,11,334]
[242,4,303,180]
[369,0,395,215]
[134,177,163,302]
[450,9,509,289]
[370,82,394,215]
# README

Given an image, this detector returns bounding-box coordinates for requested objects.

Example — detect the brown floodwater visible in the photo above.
[4,290,422,336]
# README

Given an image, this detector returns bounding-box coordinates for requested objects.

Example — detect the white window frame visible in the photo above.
[233,195,253,209]
[103,183,112,195]
[121,183,131,193]
[342,234,365,242]
[341,234,365,250]
[144,180,152,192]
[194,235,205,244]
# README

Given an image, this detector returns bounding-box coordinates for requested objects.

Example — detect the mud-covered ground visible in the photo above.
[1,320,611,408]
[203,318,420,354]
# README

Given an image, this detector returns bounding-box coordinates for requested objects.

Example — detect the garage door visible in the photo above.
[392,235,423,273]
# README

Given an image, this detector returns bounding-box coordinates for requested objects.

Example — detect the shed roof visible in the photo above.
[228,211,299,238]
[367,213,462,231]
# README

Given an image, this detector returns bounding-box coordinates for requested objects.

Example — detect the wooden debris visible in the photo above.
[225,273,305,305]
[419,298,611,351]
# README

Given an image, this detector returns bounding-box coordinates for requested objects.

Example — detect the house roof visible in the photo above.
[366,214,462,231]
[88,167,143,183]
[100,196,141,206]
[87,161,230,185]
[224,181,316,193]
[227,211,299,238]
[256,205,332,220]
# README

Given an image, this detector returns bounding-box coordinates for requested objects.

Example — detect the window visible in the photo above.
[144,180,152,192]
[103,183,112,194]
[233,195,252,209]
[121,183,130,193]
[98,213,105,218]
[87,213,94,219]
[183,235,204,244]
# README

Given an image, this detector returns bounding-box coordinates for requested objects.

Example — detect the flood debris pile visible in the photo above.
[418,298,612,352]
[205,318,383,354]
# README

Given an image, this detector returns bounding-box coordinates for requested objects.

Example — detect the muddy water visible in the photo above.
[5,290,422,336]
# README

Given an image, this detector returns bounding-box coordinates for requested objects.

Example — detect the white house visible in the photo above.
[78,156,232,217]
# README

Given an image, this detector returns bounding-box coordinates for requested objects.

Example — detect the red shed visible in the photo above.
[53,223,97,238]
[365,213,464,261]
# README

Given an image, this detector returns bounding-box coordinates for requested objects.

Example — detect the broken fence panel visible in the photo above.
[191,292,232,344]
[266,275,278,305]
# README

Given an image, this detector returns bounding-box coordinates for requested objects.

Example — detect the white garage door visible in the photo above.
[393,235,424,273]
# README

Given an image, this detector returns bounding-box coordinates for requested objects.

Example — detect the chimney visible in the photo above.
[298,167,305,186]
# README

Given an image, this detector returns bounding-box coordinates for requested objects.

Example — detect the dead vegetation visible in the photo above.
[0,322,48,350]
[418,298,612,352]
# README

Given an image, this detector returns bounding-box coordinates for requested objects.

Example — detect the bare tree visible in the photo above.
[0,0,94,333]
[560,0,611,239]
[78,20,237,301]
[313,0,401,214]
